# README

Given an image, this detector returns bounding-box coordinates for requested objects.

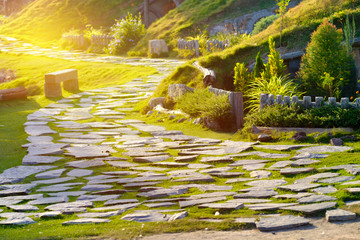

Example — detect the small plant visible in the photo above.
[343,14,356,55]
[106,12,145,55]
[253,51,264,78]
[233,63,250,93]
[321,72,345,99]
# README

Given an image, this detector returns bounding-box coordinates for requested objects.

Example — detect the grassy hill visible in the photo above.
[152,0,360,96]
[0,0,143,45]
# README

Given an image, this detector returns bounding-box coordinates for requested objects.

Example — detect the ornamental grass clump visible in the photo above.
[175,88,232,125]
[107,13,145,55]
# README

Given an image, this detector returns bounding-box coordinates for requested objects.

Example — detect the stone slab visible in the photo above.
[246,203,297,211]
[256,145,309,151]
[104,199,139,206]
[133,155,170,163]
[35,169,66,179]
[199,202,244,210]
[153,162,189,168]
[326,209,356,222]
[32,177,75,185]
[8,204,39,212]
[172,175,214,183]
[229,160,270,167]
[0,217,36,225]
[67,169,94,177]
[234,189,278,198]
[226,178,254,184]
[22,155,63,165]
[77,210,124,218]
[25,125,56,136]
[250,170,272,179]
[28,197,68,205]
[81,185,113,191]
[278,183,321,192]
[280,167,315,175]
[317,176,355,184]
[298,194,337,204]
[269,161,293,169]
[291,159,320,167]
[311,186,338,194]
[187,164,214,169]
[64,146,115,158]
[245,179,287,188]
[200,156,233,163]
[281,202,337,213]
[121,212,169,222]
[144,202,177,208]
[210,172,244,178]
[297,146,353,153]
[0,165,55,184]
[179,197,227,208]
[256,215,310,231]
[66,159,106,168]
[62,218,111,225]
[345,188,360,193]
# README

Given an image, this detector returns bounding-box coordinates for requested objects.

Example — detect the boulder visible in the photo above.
[330,138,343,146]
[149,97,165,110]
[203,117,222,131]
[149,39,168,57]
[291,132,307,141]
[258,134,272,142]
[168,84,194,100]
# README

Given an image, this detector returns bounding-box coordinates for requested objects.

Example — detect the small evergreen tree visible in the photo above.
[234,62,249,93]
[261,36,286,80]
[298,19,356,97]
[254,51,264,78]
[276,0,290,47]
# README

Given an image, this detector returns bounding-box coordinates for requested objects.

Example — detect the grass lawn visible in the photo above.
[0,53,158,173]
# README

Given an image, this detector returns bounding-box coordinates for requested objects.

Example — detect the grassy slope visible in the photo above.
[0,53,157,173]
[0,0,143,45]
[132,0,274,55]
[154,0,360,95]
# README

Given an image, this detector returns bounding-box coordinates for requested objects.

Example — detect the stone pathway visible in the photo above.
[0,36,359,235]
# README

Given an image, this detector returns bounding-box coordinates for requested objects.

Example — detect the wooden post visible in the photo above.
[229,92,244,129]
[195,40,200,57]
[144,0,150,28]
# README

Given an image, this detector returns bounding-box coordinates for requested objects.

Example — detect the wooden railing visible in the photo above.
[177,39,200,57]
[62,34,114,48]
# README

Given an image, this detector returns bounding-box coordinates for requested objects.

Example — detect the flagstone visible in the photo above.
[0,217,36,225]
[268,161,293,169]
[297,146,353,153]
[345,188,360,193]
[278,183,321,192]
[66,159,106,168]
[25,126,56,136]
[37,185,74,192]
[229,160,270,167]
[245,179,287,188]
[0,165,55,184]
[317,176,355,184]
[123,182,163,189]
[144,202,177,208]
[298,194,337,204]
[199,202,244,210]
[49,191,88,197]
[35,168,66,179]
[326,209,356,222]
[226,178,254,184]
[36,211,62,218]
[233,151,290,159]
[81,185,113,191]
[131,166,168,172]
[256,215,310,231]
[243,164,266,171]
[179,196,227,208]
[133,155,171,163]
[32,177,75,185]
[234,189,278,198]
[190,192,236,199]
[8,204,39,212]
[246,203,297,211]
[45,201,93,211]
[200,167,234,174]
[77,194,120,202]
[64,146,115,158]
[280,167,316,175]
[200,156,233,163]
[311,186,338,194]
[250,170,272,179]
[172,175,215,183]
[174,155,198,162]
[281,202,337,213]
[234,218,256,224]
[210,172,244,178]
[137,187,189,199]
[341,180,360,186]
[28,197,68,205]
[0,199,22,206]
[121,212,169,222]
[91,203,141,211]
[104,199,139,206]
[227,199,272,204]
[256,145,310,151]
[274,193,314,199]
[62,218,111,225]
[77,210,124,218]
[187,164,214,169]
[291,159,320,167]
[88,178,121,185]
[197,185,233,192]
[67,169,94,177]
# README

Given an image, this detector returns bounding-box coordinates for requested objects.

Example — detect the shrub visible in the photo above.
[261,36,286,80]
[298,19,357,98]
[233,63,250,93]
[176,88,232,125]
[252,15,279,35]
[106,13,145,55]
[246,75,302,111]
[253,51,264,78]
[244,104,360,130]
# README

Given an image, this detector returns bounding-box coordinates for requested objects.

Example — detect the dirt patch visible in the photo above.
[142,218,360,240]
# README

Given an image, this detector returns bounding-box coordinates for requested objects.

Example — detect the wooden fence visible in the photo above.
[207,39,229,52]
[209,86,244,129]
[177,39,229,56]
[62,34,114,48]
[260,94,360,110]
[177,39,200,57]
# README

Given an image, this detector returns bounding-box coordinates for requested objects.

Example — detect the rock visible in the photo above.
[199,202,244,210]
[203,117,222,131]
[256,215,310,231]
[311,186,338,194]
[297,146,353,154]
[0,165,55,184]
[251,125,262,134]
[121,212,169,222]
[62,218,111,225]
[326,209,356,222]
[77,210,124,218]
[177,118,187,123]
[28,197,68,205]
[269,161,293,169]
[8,205,39,212]
[149,39,168,57]
[243,164,265,171]
[36,211,62,218]
[168,84,194,100]
[192,117,203,125]
[179,196,227,208]
[149,97,165,110]
[168,211,188,222]
[256,145,309,151]
[234,218,256,225]
[234,189,278,198]
[280,167,315,175]
[22,155,63,165]
[246,203,297,211]
[330,138,343,146]
[24,126,56,136]
[66,159,106,168]
[67,169,93,177]
[278,183,320,192]
[200,156,233,163]
[317,176,355,184]
[64,145,115,159]
[281,202,337,214]
[0,217,36,225]
[257,134,272,142]
[297,195,337,204]
[290,132,307,141]
[250,170,272,179]
[245,179,287,188]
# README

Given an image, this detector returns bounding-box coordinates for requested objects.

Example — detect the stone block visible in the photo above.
[149,39,169,57]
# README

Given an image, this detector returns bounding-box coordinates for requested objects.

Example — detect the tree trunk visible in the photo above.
[144,0,150,28]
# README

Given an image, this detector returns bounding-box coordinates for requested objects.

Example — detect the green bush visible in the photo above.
[253,51,264,78]
[298,19,357,98]
[106,13,145,55]
[261,36,286,80]
[252,15,279,35]
[176,88,232,124]
[244,104,360,130]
